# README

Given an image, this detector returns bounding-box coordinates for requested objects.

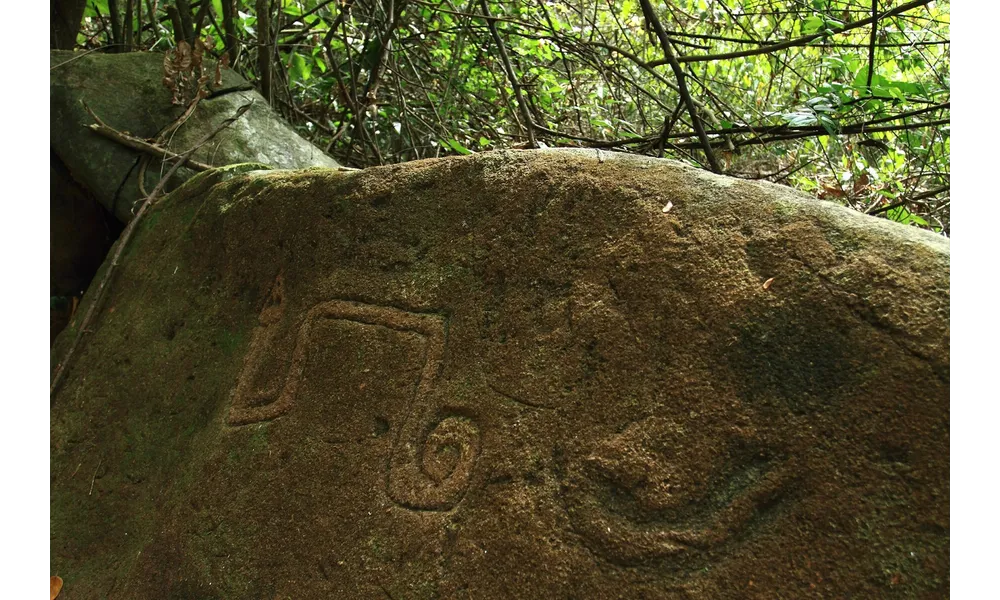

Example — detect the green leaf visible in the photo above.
[852,67,871,90]
[445,139,473,155]
[290,53,312,81]
[85,0,110,17]
[802,16,824,35]
[783,111,817,127]
[479,136,490,147]
[887,206,929,227]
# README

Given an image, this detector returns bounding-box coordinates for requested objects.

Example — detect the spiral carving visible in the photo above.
[388,412,481,511]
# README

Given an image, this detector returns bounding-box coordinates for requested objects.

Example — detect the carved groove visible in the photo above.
[388,410,481,510]
[227,286,481,511]
[228,274,291,425]
[562,419,795,567]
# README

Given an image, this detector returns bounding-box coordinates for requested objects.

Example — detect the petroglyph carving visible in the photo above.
[562,417,795,567]
[388,411,481,511]
[228,274,292,425]
[228,290,481,510]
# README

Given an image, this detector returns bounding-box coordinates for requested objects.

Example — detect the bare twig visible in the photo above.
[85,104,214,172]
[865,0,878,90]
[124,0,135,51]
[348,0,404,155]
[51,46,127,70]
[278,0,341,46]
[256,0,273,103]
[660,0,933,65]
[108,0,123,49]
[175,0,195,45]
[191,0,212,41]
[136,0,144,49]
[221,0,240,63]
[866,185,949,215]
[638,0,721,173]
[165,4,184,46]
[480,0,537,148]
[137,94,207,197]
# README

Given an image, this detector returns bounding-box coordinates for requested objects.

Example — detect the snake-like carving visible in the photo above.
[562,417,795,567]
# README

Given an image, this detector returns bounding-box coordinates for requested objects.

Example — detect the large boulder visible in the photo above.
[50,150,949,598]
[50,50,339,224]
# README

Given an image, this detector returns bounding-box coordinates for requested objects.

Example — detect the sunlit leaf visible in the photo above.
[445,139,473,155]
[290,53,312,81]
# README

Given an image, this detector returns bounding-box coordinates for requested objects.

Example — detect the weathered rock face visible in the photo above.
[50,150,949,599]
[50,50,339,224]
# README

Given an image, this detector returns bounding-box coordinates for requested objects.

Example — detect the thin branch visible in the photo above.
[108,0,123,48]
[124,0,135,51]
[278,0,341,46]
[220,0,239,62]
[85,104,214,171]
[51,46,126,70]
[412,0,534,28]
[534,106,948,152]
[730,118,950,149]
[654,0,933,65]
[192,0,212,41]
[479,0,537,148]
[256,0,273,103]
[51,102,254,400]
[165,4,188,47]
[175,0,195,45]
[865,0,878,90]
[866,185,949,215]
[351,0,403,150]
[638,0,720,172]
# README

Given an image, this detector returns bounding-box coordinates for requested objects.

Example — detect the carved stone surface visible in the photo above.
[51,150,949,598]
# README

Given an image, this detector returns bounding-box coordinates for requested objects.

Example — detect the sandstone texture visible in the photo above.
[50,150,949,598]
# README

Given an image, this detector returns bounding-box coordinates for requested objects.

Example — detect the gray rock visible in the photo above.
[50,50,338,223]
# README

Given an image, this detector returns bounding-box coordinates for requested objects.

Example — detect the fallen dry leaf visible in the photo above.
[51,576,63,600]
[762,277,775,290]
[818,184,845,199]
[852,172,871,195]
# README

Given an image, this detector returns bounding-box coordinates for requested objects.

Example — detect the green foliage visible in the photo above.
[74,0,950,233]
